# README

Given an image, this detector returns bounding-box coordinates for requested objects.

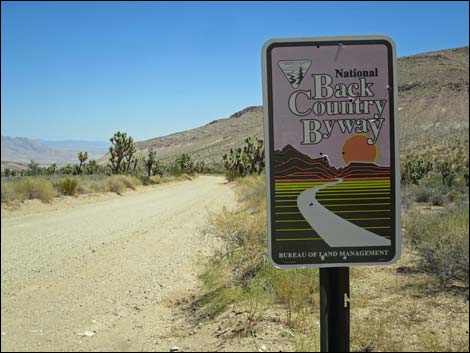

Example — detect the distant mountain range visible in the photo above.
[1,136,108,168]
[36,139,110,151]
[273,144,390,181]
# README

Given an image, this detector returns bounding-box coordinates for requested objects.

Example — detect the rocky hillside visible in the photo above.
[134,46,468,167]
[133,108,264,166]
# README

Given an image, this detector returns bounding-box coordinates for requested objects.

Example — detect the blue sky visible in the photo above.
[1,1,468,142]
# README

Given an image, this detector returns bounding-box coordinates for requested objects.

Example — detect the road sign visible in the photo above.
[262,36,401,268]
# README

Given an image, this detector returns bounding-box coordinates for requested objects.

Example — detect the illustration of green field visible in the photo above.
[273,179,392,242]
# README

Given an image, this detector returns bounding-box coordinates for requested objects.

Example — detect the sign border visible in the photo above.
[261,35,401,269]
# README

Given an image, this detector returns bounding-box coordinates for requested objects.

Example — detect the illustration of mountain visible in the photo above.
[273,144,338,181]
[337,162,391,179]
[273,144,390,181]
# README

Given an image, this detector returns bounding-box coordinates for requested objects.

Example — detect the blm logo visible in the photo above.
[278,60,311,88]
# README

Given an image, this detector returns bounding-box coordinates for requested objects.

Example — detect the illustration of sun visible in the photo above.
[342,134,378,164]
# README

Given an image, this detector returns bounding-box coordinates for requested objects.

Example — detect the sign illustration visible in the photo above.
[262,36,401,268]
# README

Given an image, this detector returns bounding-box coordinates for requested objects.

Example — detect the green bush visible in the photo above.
[12,177,55,202]
[56,178,79,196]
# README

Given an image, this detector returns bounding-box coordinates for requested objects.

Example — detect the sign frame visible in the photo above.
[262,35,401,269]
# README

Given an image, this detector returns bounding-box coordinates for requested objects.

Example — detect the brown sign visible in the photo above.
[262,36,401,268]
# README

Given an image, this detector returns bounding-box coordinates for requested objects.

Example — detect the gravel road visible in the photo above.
[1,176,236,351]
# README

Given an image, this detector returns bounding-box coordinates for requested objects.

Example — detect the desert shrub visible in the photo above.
[1,181,14,202]
[12,177,55,202]
[405,205,469,284]
[105,176,127,194]
[104,175,141,194]
[236,174,266,212]
[225,168,241,182]
[75,178,105,194]
[56,178,79,196]
[430,193,446,206]
[414,188,433,203]
[179,173,193,181]
[199,175,318,334]
[118,175,140,190]
[138,175,164,185]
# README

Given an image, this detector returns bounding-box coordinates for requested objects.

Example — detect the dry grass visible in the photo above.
[1,173,195,203]
[2,177,56,203]
[198,174,469,352]
[404,204,469,285]
[55,177,79,196]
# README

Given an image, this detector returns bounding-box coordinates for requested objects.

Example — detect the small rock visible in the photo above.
[170,346,180,352]
[259,344,267,352]
[79,331,95,337]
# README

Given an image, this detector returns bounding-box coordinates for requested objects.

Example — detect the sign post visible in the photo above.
[261,36,400,352]
[320,267,350,352]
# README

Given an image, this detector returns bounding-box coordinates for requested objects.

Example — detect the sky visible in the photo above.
[1,1,469,142]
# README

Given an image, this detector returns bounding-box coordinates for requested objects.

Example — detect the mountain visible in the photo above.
[130,106,264,166]
[396,46,468,162]
[37,139,109,153]
[273,144,390,181]
[133,46,468,167]
[1,136,108,168]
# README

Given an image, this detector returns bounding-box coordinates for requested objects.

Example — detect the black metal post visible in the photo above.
[320,267,350,352]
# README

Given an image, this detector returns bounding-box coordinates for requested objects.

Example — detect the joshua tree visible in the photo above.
[108,132,138,174]
[78,152,88,174]
[47,163,58,175]
[144,149,157,177]
[401,159,433,185]
[223,137,265,180]
[27,160,40,176]
[438,161,456,187]
[152,160,164,177]
[173,154,195,174]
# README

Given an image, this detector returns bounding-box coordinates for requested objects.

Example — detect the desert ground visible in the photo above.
[1,176,243,351]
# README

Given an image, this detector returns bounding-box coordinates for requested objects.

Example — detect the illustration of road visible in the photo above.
[297,179,392,247]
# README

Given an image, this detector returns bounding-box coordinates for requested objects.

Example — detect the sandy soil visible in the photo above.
[1,176,245,352]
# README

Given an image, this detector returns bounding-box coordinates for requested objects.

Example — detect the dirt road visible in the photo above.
[1,176,237,352]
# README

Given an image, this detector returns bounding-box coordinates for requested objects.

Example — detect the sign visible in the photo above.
[262,36,400,268]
